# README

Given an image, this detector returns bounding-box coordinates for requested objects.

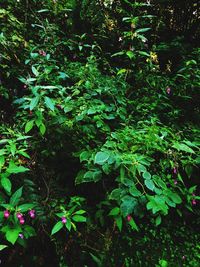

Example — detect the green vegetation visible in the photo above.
[0,0,199,266]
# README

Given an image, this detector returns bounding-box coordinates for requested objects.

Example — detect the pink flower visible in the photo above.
[174,180,178,185]
[173,167,177,174]
[127,215,132,222]
[19,233,24,239]
[182,255,186,260]
[4,210,10,219]
[192,199,197,205]
[61,217,67,224]
[29,209,36,219]
[19,217,25,224]
[16,212,23,219]
[166,87,171,94]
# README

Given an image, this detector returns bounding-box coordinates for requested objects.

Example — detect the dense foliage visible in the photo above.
[0,0,200,266]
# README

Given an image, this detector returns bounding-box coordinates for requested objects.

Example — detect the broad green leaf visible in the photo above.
[172,143,195,154]
[24,225,36,237]
[155,215,161,226]
[25,120,34,133]
[44,96,55,111]
[18,203,36,212]
[1,177,12,193]
[6,227,21,244]
[0,155,5,170]
[39,123,46,135]
[115,216,122,231]
[65,219,72,231]
[30,96,40,110]
[126,50,134,59]
[10,187,23,206]
[143,172,151,180]
[129,218,139,231]
[94,152,110,165]
[129,187,141,197]
[74,210,86,215]
[109,207,120,216]
[120,196,137,217]
[7,161,29,174]
[72,215,86,222]
[168,192,182,204]
[51,221,64,235]
[145,180,155,191]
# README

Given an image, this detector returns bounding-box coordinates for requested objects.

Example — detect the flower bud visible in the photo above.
[4,210,10,219]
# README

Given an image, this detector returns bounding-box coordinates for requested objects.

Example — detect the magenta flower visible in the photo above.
[127,215,132,222]
[61,217,67,224]
[16,212,23,219]
[19,217,25,224]
[166,87,171,94]
[174,180,178,185]
[192,199,197,205]
[29,209,36,219]
[19,233,24,239]
[4,210,10,219]
[173,167,177,174]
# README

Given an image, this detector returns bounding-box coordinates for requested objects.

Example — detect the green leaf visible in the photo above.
[120,196,137,217]
[31,66,39,76]
[145,180,155,191]
[24,225,36,237]
[143,172,151,180]
[129,218,139,231]
[0,155,5,170]
[115,216,122,231]
[10,187,23,206]
[25,120,34,133]
[7,161,29,174]
[0,245,8,251]
[30,96,40,110]
[136,28,151,33]
[74,210,86,215]
[168,192,182,204]
[39,123,46,135]
[44,96,55,111]
[155,215,161,226]
[126,50,134,59]
[65,219,72,231]
[72,215,86,223]
[109,207,120,216]
[172,143,195,154]
[94,152,110,165]
[6,227,21,244]
[129,187,141,197]
[18,203,36,212]
[1,177,12,193]
[51,221,64,235]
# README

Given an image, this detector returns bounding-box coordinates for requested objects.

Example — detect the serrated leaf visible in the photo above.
[51,221,64,235]
[25,120,34,133]
[44,96,55,111]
